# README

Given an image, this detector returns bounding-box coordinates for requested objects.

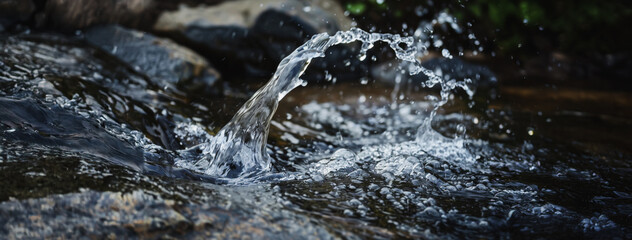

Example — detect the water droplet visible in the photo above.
[433,39,443,48]
[358,95,366,103]
[441,49,452,59]
[358,53,366,61]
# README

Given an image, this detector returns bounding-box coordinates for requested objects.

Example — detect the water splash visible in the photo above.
[175,28,472,179]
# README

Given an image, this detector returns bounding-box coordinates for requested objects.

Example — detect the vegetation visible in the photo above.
[339,0,632,56]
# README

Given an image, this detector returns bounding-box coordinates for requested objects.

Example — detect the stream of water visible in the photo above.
[0,12,630,239]
[174,28,472,181]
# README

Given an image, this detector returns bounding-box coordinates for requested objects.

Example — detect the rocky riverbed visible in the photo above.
[1,0,631,239]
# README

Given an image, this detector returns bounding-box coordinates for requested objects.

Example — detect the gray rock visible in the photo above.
[0,190,339,239]
[0,0,36,30]
[154,0,351,34]
[85,25,221,94]
[153,0,358,80]
[0,33,184,150]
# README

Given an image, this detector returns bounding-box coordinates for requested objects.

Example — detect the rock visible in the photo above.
[153,0,359,81]
[0,190,339,238]
[37,0,156,30]
[154,0,350,35]
[0,33,183,150]
[0,0,36,30]
[84,24,221,94]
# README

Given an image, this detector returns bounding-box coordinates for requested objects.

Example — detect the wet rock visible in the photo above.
[153,0,358,81]
[84,25,221,94]
[0,33,182,150]
[0,190,338,238]
[0,0,36,31]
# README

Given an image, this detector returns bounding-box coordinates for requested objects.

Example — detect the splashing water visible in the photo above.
[2,11,630,239]
[175,28,472,179]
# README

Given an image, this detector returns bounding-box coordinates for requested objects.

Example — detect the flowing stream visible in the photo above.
[175,28,472,180]
[0,14,630,239]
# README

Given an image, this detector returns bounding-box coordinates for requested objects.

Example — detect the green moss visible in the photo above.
[346,2,367,15]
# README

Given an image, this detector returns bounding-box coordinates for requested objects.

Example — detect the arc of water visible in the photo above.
[177,28,466,179]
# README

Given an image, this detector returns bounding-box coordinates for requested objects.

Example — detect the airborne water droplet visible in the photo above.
[441,49,452,59]
[174,27,475,180]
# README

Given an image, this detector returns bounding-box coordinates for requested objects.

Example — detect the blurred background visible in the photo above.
[3,0,631,115]
[3,0,631,86]
[3,0,630,148]
[341,0,632,90]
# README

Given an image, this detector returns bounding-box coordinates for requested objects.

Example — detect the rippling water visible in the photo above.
[0,22,630,239]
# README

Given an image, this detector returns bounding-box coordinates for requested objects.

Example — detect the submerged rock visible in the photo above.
[153,0,359,80]
[84,25,221,94]
[0,33,183,150]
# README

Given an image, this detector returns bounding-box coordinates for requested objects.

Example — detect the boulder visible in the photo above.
[0,190,339,239]
[153,0,360,81]
[84,25,221,94]
[154,0,350,35]
[0,33,187,150]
